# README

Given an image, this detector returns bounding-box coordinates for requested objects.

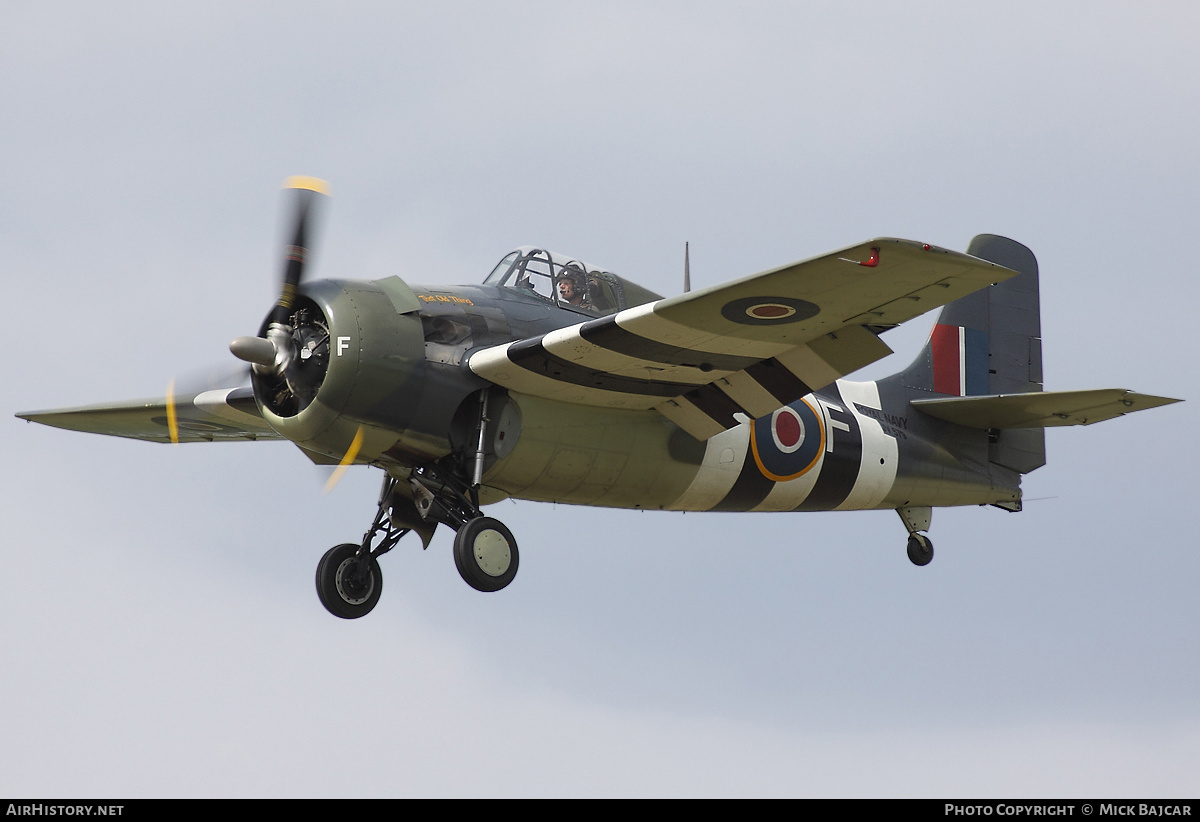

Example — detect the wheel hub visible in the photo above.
[473,529,512,577]
[334,557,375,604]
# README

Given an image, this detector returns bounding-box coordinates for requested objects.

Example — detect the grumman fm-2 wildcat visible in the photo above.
[17,178,1181,618]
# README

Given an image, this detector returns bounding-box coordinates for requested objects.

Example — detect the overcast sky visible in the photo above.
[2,1,1197,798]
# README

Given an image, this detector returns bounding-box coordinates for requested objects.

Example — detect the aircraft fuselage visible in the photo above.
[397,279,1020,514]
[484,378,1017,513]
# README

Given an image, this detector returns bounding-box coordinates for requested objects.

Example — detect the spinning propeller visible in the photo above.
[166,176,330,443]
[229,175,331,381]
[163,177,362,490]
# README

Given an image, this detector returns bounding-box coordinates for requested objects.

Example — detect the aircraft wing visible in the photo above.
[15,386,282,443]
[911,389,1182,428]
[469,238,1014,439]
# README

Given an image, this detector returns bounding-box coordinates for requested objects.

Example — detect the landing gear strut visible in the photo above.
[897,506,934,567]
[446,388,519,592]
[315,473,414,619]
[409,461,521,593]
[314,390,521,618]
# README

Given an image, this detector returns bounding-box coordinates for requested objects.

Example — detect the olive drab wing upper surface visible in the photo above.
[467,238,1016,440]
[15,386,281,443]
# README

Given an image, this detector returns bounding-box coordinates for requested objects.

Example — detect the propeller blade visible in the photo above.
[323,425,365,494]
[271,176,330,326]
[228,177,331,427]
[166,378,179,445]
[165,365,252,445]
[171,364,253,393]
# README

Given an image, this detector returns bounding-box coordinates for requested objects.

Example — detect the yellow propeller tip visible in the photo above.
[283,176,331,195]
[323,426,365,493]
[166,378,179,445]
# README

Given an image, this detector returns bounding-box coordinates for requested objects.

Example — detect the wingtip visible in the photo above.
[14,409,63,424]
[1125,392,1184,409]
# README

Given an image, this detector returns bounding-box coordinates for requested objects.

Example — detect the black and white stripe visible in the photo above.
[471,315,873,439]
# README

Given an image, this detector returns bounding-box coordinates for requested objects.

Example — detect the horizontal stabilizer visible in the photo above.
[15,387,282,443]
[911,389,1181,429]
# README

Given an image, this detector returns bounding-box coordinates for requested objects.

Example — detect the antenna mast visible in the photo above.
[683,242,691,293]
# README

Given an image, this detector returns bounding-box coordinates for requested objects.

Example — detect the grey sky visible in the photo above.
[2,1,1196,797]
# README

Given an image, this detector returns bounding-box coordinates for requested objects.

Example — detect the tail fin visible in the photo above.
[897,234,1046,473]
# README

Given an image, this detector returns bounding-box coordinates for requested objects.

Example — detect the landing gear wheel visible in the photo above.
[907,534,934,567]
[454,517,519,592]
[316,543,383,619]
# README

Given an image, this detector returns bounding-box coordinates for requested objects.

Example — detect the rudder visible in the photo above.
[899,234,1046,473]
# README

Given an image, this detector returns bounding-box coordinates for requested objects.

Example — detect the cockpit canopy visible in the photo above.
[484,247,662,317]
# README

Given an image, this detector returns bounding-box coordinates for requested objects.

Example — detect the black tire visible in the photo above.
[906,534,934,567]
[453,517,519,592]
[316,543,383,619]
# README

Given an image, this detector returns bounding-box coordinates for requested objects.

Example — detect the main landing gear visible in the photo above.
[897,506,934,567]
[315,542,382,619]
[315,474,408,620]
[314,470,522,619]
[315,392,520,619]
[454,516,519,592]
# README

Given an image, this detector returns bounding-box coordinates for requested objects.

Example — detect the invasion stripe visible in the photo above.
[744,358,814,405]
[710,447,776,511]
[579,315,760,371]
[793,386,862,511]
[506,338,701,398]
[683,384,748,431]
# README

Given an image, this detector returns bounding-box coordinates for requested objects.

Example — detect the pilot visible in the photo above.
[556,270,588,307]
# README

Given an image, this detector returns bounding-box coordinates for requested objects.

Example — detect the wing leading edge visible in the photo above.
[469,238,1015,439]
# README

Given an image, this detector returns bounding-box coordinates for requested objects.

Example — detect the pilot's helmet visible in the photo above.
[557,267,585,296]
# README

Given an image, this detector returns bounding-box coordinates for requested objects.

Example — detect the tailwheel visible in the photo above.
[316,543,383,618]
[454,517,519,592]
[906,533,934,567]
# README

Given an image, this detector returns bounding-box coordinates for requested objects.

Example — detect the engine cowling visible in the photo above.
[252,276,433,465]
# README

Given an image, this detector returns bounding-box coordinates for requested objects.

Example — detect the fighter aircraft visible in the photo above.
[17,178,1181,619]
